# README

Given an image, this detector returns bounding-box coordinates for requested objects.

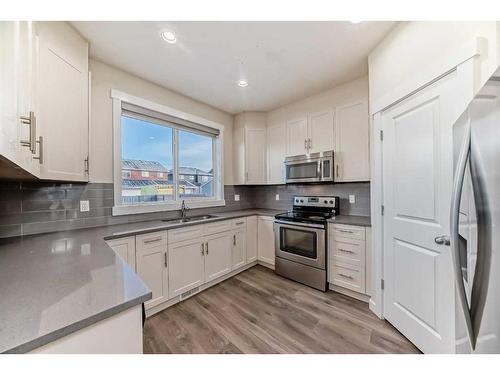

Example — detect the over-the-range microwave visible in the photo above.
[284,151,334,183]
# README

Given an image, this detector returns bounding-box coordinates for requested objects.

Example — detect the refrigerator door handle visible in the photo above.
[450,117,475,350]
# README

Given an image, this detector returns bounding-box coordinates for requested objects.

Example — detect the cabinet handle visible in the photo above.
[164,252,168,267]
[339,248,355,254]
[338,229,354,234]
[201,243,205,255]
[32,136,43,164]
[143,236,162,244]
[338,273,354,280]
[335,164,339,178]
[233,234,236,246]
[19,111,37,154]
[304,139,307,150]
[308,138,312,150]
[235,221,244,226]
[205,242,209,255]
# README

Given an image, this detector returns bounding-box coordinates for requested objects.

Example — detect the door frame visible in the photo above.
[369,58,478,326]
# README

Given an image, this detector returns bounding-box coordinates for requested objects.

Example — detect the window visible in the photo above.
[112,91,224,215]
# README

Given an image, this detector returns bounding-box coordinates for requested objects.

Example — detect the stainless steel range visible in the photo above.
[274,196,339,291]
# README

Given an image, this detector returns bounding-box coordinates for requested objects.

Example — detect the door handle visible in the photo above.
[434,235,450,246]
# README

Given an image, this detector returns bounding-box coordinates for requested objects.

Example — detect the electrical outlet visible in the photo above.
[349,195,356,204]
[275,194,280,201]
[80,200,90,212]
[234,194,240,202]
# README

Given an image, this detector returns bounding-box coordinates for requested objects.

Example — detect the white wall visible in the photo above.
[266,76,368,127]
[89,59,234,184]
[369,21,500,113]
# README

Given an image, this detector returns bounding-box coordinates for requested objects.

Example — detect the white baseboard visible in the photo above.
[329,283,370,303]
[257,260,275,270]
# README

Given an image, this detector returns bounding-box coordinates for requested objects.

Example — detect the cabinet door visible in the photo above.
[106,236,136,270]
[204,232,232,282]
[231,229,246,270]
[136,245,168,309]
[246,216,258,262]
[335,100,370,182]
[308,110,334,154]
[0,21,39,176]
[286,117,308,156]
[257,216,275,266]
[267,123,286,184]
[245,128,266,184]
[36,22,89,181]
[168,239,205,298]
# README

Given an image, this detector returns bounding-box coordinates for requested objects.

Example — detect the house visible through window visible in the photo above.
[118,102,219,209]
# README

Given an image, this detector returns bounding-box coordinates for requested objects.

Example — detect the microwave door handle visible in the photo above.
[318,160,322,180]
[450,117,475,350]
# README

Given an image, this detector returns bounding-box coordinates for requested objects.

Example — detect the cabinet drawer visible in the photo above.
[204,220,232,236]
[231,218,247,229]
[330,224,365,241]
[136,231,167,250]
[331,237,365,266]
[329,262,365,294]
[168,225,204,244]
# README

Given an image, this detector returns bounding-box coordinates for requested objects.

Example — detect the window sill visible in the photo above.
[112,199,226,216]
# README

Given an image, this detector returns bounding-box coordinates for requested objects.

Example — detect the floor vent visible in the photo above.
[180,287,200,301]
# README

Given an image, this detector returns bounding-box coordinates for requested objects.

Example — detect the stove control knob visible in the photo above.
[324,200,328,204]
[300,199,304,203]
[329,200,334,204]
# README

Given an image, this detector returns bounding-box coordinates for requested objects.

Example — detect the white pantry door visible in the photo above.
[381,70,466,353]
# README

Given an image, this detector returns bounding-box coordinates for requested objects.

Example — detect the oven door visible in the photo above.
[285,158,322,183]
[274,220,325,269]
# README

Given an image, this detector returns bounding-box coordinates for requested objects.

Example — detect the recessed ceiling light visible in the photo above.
[237,80,248,87]
[161,30,177,44]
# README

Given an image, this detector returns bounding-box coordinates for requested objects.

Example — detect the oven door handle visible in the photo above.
[274,220,325,230]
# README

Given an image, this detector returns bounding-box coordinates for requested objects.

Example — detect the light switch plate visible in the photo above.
[234,194,240,201]
[349,195,356,204]
[275,194,280,201]
[80,200,90,212]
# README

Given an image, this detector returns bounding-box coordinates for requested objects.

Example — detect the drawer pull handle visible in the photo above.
[338,273,354,280]
[339,248,355,254]
[338,229,354,234]
[235,221,245,225]
[144,237,162,244]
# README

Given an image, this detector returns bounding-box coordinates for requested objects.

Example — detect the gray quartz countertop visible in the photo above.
[327,215,371,227]
[0,207,367,353]
[0,208,281,354]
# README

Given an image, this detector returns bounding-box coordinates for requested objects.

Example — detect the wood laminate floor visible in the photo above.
[143,265,420,354]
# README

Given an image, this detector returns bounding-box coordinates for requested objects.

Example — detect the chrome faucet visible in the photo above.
[180,200,189,219]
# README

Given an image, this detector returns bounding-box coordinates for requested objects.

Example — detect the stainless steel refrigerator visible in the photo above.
[453,70,500,353]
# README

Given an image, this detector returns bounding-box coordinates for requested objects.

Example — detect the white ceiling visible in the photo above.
[72,21,395,114]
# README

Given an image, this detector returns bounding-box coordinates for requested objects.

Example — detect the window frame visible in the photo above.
[111,89,225,216]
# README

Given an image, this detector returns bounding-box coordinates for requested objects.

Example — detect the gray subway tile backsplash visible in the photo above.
[0,181,369,238]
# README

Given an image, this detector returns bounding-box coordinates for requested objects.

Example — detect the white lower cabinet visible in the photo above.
[328,223,371,298]
[257,216,275,266]
[106,236,136,270]
[168,238,205,298]
[135,232,169,309]
[232,229,246,270]
[204,232,232,282]
[246,216,258,262]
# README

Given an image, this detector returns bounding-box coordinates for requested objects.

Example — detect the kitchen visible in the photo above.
[1,2,500,370]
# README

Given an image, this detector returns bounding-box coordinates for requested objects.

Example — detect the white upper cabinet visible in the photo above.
[267,122,286,184]
[233,112,267,185]
[35,22,89,181]
[308,110,334,154]
[286,117,308,156]
[335,100,370,182]
[0,21,40,177]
